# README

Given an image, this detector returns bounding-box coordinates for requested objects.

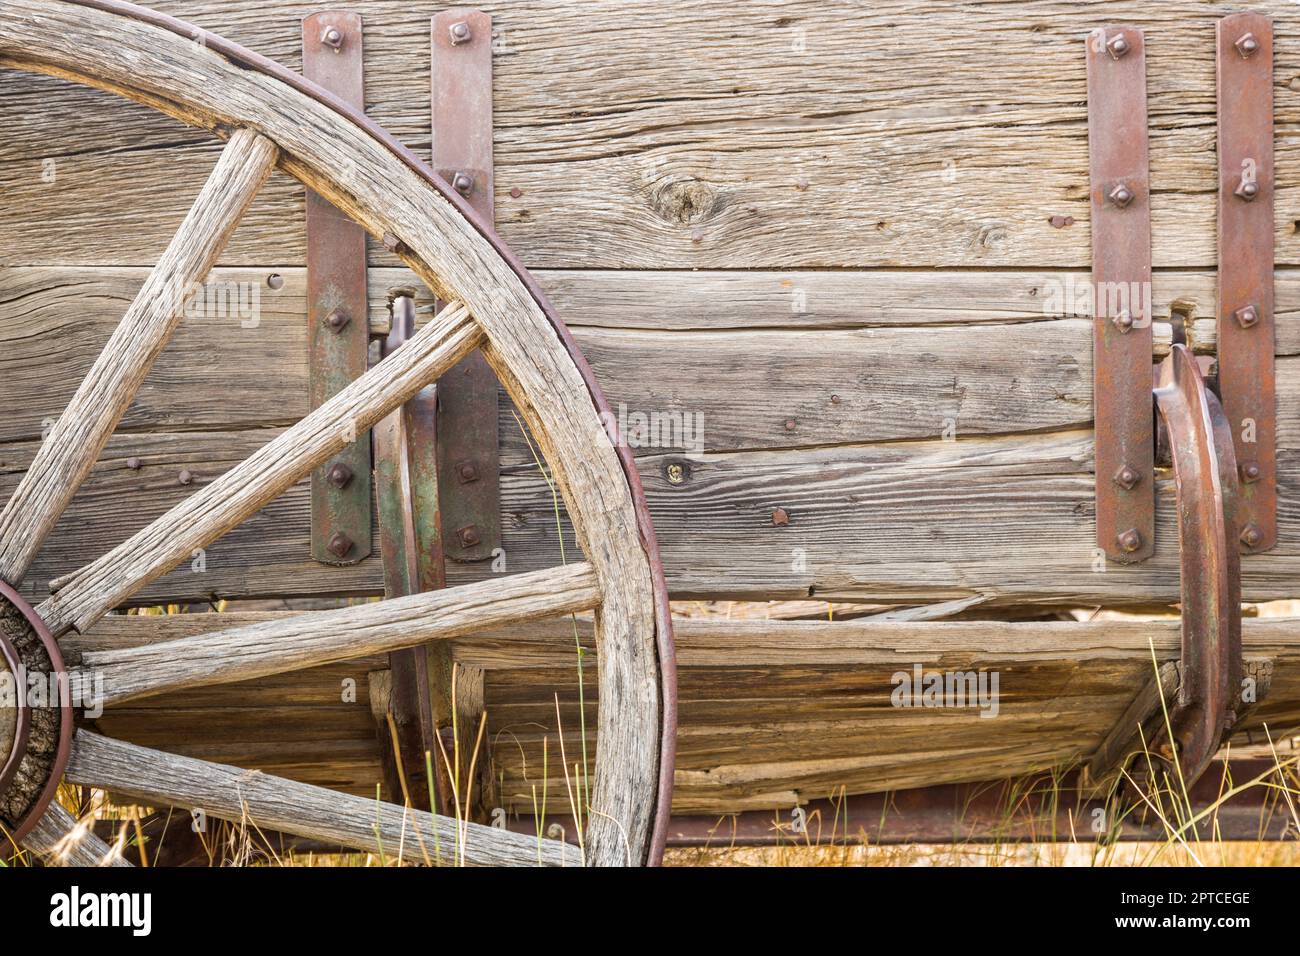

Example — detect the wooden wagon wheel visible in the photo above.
[0,0,676,867]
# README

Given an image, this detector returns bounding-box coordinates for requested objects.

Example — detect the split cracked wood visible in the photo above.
[20,801,131,867]
[0,127,277,586]
[65,730,572,866]
[38,300,480,635]
[0,1,666,866]
[75,563,600,706]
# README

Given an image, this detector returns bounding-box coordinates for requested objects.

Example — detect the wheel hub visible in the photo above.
[0,580,73,843]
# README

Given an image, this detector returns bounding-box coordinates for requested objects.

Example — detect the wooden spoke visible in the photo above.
[19,801,131,867]
[38,302,482,636]
[0,129,278,587]
[75,563,600,707]
[65,731,571,867]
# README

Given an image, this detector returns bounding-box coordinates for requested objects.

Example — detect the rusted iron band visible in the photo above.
[1153,345,1243,783]
[431,9,503,566]
[1216,13,1276,554]
[0,579,74,846]
[59,0,677,865]
[0,628,32,802]
[303,11,373,566]
[1086,26,1155,563]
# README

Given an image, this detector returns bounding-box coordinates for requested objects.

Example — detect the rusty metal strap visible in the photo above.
[1217,13,1276,554]
[1087,26,1154,563]
[1153,344,1243,784]
[304,12,372,566]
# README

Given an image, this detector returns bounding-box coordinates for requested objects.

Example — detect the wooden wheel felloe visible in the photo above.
[0,0,675,866]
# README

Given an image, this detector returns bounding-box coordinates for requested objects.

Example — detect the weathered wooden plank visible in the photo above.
[4,1,1300,269]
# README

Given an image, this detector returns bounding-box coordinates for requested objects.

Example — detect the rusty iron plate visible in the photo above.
[1217,13,1276,554]
[304,12,372,566]
[373,296,461,814]
[1153,345,1242,783]
[432,8,502,564]
[1087,26,1154,563]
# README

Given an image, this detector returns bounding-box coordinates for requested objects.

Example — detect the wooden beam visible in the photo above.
[64,730,572,866]
[75,563,599,706]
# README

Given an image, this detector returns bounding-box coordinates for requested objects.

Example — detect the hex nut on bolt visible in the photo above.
[325,309,351,332]
[452,171,474,195]
[449,21,472,45]
[326,463,354,489]
[1111,310,1135,334]
[1106,34,1130,59]
[327,532,354,559]
[1235,179,1260,201]
[1234,305,1260,329]
[321,26,344,50]
[1242,463,1262,484]
[456,525,481,548]
[1117,528,1142,553]
[1240,524,1265,549]
[456,461,480,484]
[1235,32,1259,58]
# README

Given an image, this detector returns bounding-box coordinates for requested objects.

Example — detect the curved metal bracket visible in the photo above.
[1153,344,1243,782]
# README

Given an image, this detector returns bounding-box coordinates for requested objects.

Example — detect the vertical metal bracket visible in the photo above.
[432,8,502,564]
[373,296,446,813]
[304,12,372,565]
[1217,13,1276,554]
[1087,26,1155,563]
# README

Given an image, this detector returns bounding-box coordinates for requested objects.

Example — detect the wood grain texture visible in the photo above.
[37,302,480,635]
[77,563,599,706]
[0,3,665,865]
[22,801,131,867]
[5,1,1300,270]
[0,129,277,586]
[65,730,573,866]
[74,611,1300,813]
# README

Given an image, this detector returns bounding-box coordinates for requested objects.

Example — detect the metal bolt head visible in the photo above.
[1106,34,1130,60]
[1235,179,1259,201]
[457,461,480,484]
[321,26,344,50]
[449,21,472,45]
[772,508,790,527]
[1242,463,1262,484]
[178,469,194,486]
[666,463,686,485]
[1113,465,1141,491]
[1111,310,1135,334]
[1117,528,1142,553]
[1234,304,1260,329]
[325,309,351,333]
[1240,523,1265,549]
[326,462,354,489]
[125,457,142,471]
[456,525,482,548]
[1235,32,1259,58]
[326,531,354,559]
[784,419,797,431]
[1108,183,1135,208]
[452,171,474,196]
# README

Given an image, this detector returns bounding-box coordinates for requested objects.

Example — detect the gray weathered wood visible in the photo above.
[0,4,665,865]
[77,563,599,706]
[22,801,131,867]
[0,129,277,586]
[65,730,572,866]
[37,301,480,635]
[5,2,1300,270]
